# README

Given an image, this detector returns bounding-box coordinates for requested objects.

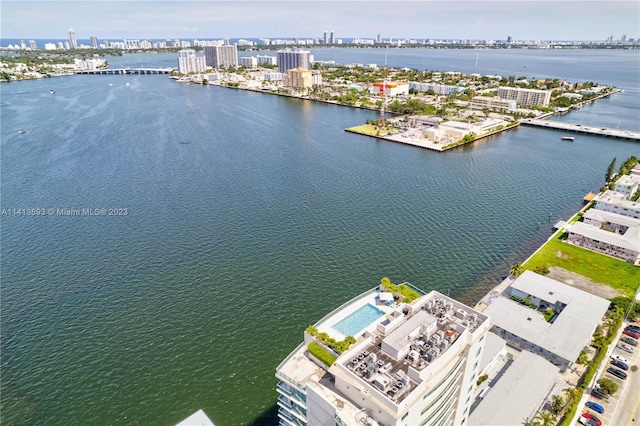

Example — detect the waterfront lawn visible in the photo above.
[523,238,639,297]
[346,124,390,136]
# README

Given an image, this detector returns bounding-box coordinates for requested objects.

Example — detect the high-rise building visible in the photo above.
[91,36,98,49]
[240,56,258,68]
[506,35,513,43]
[178,49,207,74]
[69,28,78,49]
[277,49,311,73]
[29,40,37,49]
[323,31,329,44]
[497,87,551,107]
[276,284,491,426]
[329,31,335,44]
[377,33,382,44]
[203,45,238,69]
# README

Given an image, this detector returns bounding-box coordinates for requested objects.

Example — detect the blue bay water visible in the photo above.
[1,49,639,425]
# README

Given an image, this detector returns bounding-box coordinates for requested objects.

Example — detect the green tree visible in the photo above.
[550,394,564,414]
[533,410,555,426]
[562,387,578,404]
[596,378,618,395]
[577,350,589,365]
[606,157,617,184]
[510,262,524,277]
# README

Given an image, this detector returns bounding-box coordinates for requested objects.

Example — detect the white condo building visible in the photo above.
[177,49,206,74]
[204,45,238,69]
[276,284,491,426]
[69,28,78,49]
[497,87,551,107]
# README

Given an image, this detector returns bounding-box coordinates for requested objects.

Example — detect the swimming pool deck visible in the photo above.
[315,290,396,341]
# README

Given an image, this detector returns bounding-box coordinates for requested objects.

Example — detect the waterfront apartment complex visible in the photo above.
[178,49,206,74]
[409,82,462,96]
[276,285,491,426]
[563,165,640,263]
[469,96,517,111]
[203,45,238,69]
[283,68,322,89]
[277,50,311,74]
[483,271,610,370]
[497,87,551,107]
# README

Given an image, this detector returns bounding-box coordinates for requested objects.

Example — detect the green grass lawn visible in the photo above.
[346,124,389,136]
[523,237,640,297]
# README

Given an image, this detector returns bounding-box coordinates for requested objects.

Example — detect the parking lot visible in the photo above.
[577,322,639,426]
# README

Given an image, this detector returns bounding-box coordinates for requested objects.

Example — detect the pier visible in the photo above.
[521,119,640,141]
[75,67,173,75]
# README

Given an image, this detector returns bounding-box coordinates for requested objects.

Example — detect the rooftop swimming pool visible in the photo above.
[333,303,385,337]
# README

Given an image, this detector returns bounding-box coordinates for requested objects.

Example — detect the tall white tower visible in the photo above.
[69,28,78,49]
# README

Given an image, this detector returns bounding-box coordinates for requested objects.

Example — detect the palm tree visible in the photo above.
[550,394,565,414]
[562,387,578,405]
[533,410,555,426]
[510,262,524,277]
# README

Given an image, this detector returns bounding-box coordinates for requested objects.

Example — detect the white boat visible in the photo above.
[49,89,55,94]
[125,82,130,87]
[109,83,113,87]
[561,136,574,141]
[18,129,26,134]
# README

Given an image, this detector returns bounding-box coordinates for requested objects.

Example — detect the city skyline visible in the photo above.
[2,1,638,42]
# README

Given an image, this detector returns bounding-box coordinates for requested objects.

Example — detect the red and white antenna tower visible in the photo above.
[379,52,387,126]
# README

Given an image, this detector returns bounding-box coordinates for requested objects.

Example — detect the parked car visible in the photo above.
[611,354,630,364]
[618,343,635,354]
[579,412,603,426]
[611,359,629,370]
[621,336,639,346]
[586,401,605,414]
[626,324,640,332]
[591,387,609,400]
[607,366,628,380]
[623,328,640,339]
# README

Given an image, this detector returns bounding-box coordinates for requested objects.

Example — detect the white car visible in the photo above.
[611,354,629,365]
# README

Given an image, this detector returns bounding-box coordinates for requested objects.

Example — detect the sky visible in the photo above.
[1,1,638,42]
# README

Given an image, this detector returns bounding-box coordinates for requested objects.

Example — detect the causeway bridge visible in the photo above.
[75,68,174,75]
[521,119,640,141]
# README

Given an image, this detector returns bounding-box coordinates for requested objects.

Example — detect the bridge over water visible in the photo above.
[521,119,640,141]
[75,68,173,75]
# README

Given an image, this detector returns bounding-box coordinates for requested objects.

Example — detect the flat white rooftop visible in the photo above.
[484,271,610,363]
[175,409,215,426]
[468,351,559,426]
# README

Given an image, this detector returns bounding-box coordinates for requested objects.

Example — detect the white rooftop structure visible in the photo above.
[594,189,640,219]
[483,271,610,369]
[175,409,215,426]
[478,332,506,375]
[583,208,640,228]
[276,286,492,426]
[468,351,559,426]
[614,173,640,195]
[567,220,640,253]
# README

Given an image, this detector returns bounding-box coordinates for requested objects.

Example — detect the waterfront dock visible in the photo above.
[521,119,640,141]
